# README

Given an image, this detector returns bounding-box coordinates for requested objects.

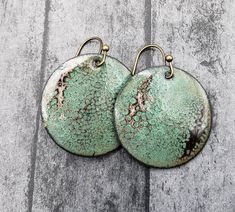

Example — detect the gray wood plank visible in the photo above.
[0,0,46,211]
[31,0,149,211]
[150,0,235,212]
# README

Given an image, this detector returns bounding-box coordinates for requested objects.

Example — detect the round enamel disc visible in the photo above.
[114,66,212,167]
[41,54,130,156]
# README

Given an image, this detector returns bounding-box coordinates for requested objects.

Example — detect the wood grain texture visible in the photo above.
[150,0,235,211]
[0,0,46,211]
[1,0,235,211]
[31,0,149,211]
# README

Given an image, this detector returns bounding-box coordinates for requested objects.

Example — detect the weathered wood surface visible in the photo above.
[150,1,235,212]
[31,0,148,212]
[0,0,46,211]
[0,0,234,212]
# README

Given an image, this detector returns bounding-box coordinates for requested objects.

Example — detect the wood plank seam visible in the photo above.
[144,0,152,212]
[27,0,51,211]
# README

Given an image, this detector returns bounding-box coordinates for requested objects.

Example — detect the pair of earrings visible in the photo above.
[41,37,212,168]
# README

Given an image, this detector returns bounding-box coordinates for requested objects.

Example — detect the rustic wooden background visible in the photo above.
[0,0,235,211]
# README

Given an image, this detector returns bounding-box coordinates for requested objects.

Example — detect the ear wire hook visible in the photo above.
[75,36,109,67]
[132,44,174,79]
[97,44,109,67]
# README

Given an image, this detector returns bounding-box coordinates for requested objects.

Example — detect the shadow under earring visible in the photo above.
[114,44,212,168]
[41,37,131,156]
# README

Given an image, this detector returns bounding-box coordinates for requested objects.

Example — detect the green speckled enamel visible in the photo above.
[115,66,211,168]
[41,54,130,156]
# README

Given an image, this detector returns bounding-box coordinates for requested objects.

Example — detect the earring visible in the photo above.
[114,44,212,168]
[41,37,130,156]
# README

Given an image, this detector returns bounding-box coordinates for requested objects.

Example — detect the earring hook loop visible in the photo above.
[132,44,174,79]
[75,36,109,67]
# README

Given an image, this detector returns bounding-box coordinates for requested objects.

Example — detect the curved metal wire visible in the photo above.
[75,37,109,67]
[76,36,103,56]
[132,44,174,79]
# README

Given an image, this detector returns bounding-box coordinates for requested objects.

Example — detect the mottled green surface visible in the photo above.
[115,66,211,168]
[41,54,130,156]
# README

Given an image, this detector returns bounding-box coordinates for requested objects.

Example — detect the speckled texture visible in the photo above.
[115,66,211,168]
[41,54,130,156]
[2,0,234,211]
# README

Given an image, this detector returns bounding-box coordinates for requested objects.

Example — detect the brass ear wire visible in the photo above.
[165,55,174,79]
[75,36,109,67]
[132,44,165,75]
[132,44,174,79]
[96,44,109,67]
[76,36,103,56]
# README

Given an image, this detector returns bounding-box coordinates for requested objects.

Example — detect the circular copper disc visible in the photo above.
[115,66,212,168]
[42,54,130,156]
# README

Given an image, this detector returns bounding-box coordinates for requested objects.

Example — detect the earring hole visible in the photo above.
[92,58,102,68]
